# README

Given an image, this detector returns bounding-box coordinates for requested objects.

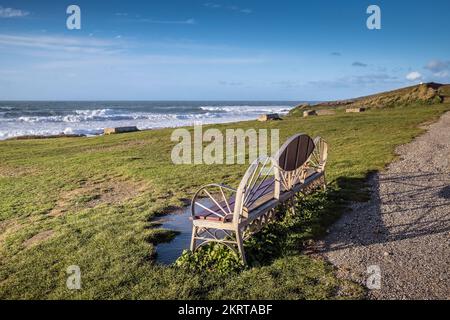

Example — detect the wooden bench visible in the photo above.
[189,133,328,264]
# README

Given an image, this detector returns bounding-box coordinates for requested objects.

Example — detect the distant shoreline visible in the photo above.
[0,101,301,141]
[1,113,280,141]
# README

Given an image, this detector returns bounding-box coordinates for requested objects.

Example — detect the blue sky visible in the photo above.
[0,0,449,100]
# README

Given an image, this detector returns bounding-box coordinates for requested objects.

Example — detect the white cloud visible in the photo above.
[219,80,244,86]
[125,17,196,25]
[424,59,450,78]
[0,6,29,18]
[424,60,449,73]
[204,3,252,14]
[0,33,261,65]
[434,71,449,78]
[272,80,301,89]
[406,71,422,81]
[308,73,401,88]
[0,34,115,48]
[0,34,120,56]
[33,55,266,71]
[204,3,222,9]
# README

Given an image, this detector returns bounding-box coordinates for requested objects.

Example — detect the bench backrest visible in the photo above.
[232,133,316,223]
[273,133,315,191]
[233,156,278,223]
[275,134,315,171]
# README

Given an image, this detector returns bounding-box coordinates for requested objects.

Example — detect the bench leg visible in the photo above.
[190,226,198,252]
[289,197,297,215]
[322,174,327,191]
[235,229,247,265]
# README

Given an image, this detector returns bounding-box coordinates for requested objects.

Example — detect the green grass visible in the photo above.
[0,103,448,299]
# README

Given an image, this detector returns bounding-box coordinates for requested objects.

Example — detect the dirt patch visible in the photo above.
[48,189,81,216]
[0,165,35,178]
[48,180,147,217]
[22,230,54,249]
[0,218,23,247]
[0,216,44,250]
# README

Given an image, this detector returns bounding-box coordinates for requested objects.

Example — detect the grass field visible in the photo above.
[0,103,448,299]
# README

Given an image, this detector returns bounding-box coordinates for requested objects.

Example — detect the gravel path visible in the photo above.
[316,111,450,300]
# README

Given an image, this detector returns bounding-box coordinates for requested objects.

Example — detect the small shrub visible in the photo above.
[431,95,443,104]
[175,244,244,274]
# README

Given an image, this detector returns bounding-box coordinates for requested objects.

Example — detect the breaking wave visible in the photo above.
[0,102,297,140]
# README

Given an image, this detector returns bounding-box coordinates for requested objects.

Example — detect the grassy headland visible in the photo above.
[289,82,448,115]
[0,92,449,299]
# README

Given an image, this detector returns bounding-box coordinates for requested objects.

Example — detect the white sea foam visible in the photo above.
[199,105,290,114]
[0,103,295,140]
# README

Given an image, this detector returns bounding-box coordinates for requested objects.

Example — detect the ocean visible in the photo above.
[0,101,305,140]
